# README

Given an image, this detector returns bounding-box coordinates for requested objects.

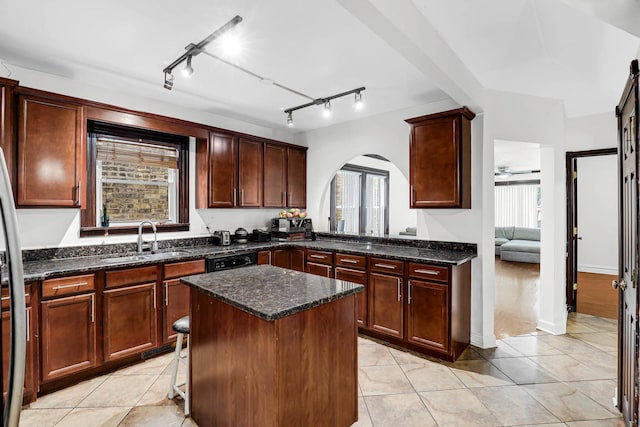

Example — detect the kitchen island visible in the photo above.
[180,265,364,427]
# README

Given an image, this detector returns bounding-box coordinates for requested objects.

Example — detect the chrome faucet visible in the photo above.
[137,220,158,253]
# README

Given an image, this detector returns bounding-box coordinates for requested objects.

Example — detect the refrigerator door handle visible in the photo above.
[0,151,26,427]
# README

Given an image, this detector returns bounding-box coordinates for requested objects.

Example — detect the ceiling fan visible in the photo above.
[494,166,541,178]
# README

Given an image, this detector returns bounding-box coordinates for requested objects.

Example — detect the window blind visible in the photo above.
[96,138,179,169]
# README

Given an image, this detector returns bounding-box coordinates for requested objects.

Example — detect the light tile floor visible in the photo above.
[19,312,622,426]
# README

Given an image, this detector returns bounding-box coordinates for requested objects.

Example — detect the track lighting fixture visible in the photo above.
[283,86,366,126]
[162,15,243,90]
[287,111,294,126]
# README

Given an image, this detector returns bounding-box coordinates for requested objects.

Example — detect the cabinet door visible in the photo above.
[407,279,449,352]
[257,250,272,265]
[3,307,35,403]
[263,143,287,207]
[287,147,307,208]
[163,279,190,343]
[17,95,85,207]
[0,79,17,188]
[238,138,263,207]
[41,293,96,381]
[306,262,333,278]
[335,267,367,327]
[103,283,157,361]
[207,131,238,207]
[272,249,291,269]
[369,273,403,338]
[290,248,305,272]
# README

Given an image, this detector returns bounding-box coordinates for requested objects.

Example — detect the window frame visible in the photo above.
[80,121,190,237]
[329,163,390,235]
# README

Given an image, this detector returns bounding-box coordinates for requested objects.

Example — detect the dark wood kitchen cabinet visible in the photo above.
[406,107,474,209]
[0,78,17,188]
[287,146,307,208]
[238,138,263,207]
[197,131,238,208]
[257,250,272,265]
[17,93,86,207]
[263,144,308,208]
[272,248,305,271]
[368,258,404,339]
[40,274,96,382]
[103,266,158,362]
[335,252,367,327]
[162,260,204,343]
[306,249,333,278]
[2,283,37,404]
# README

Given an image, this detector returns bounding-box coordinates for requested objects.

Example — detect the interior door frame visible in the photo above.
[565,147,617,312]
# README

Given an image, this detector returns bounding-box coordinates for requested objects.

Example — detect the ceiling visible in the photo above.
[494,140,540,180]
[0,0,638,132]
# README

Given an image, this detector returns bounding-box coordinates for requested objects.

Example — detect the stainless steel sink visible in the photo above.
[101,250,191,264]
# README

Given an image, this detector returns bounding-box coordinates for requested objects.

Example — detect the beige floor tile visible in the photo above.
[568,332,618,352]
[448,359,514,388]
[29,375,108,409]
[388,347,441,365]
[565,420,625,427]
[137,375,177,406]
[530,355,612,382]
[358,336,377,345]
[489,357,558,384]
[352,397,373,426]
[472,385,560,425]
[162,357,187,377]
[358,342,397,366]
[78,374,158,407]
[569,350,618,379]
[541,334,603,354]
[401,362,465,391]
[566,320,599,334]
[579,317,619,333]
[523,382,617,421]
[118,405,186,427]
[455,346,485,360]
[114,353,174,376]
[181,417,199,427]
[567,380,619,415]
[365,393,436,427]
[17,408,70,427]
[476,340,524,359]
[358,365,414,396]
[513,424,567,427]
[55,406,131,427]
[502,335,564,356]
[420,389,501,426]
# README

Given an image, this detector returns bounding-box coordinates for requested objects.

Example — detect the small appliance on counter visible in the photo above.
[234,227,249,244]
[251,229,271,242]
[270,218,314,241]
[212,230,231,246]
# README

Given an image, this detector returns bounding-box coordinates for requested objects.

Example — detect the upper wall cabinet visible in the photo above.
[197,131,238,208]
[263,144,307,208]
[406,107,475,209]
[0,78,18,188]
[238,138,263,207]
[17,94,86,207]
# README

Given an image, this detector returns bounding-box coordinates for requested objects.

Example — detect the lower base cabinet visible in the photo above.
[335,267,367,326]
[272,248,305,271]
[368,273,403,338]
[40,293,96,381]
[407,279,449,352]
[163,260,204,343]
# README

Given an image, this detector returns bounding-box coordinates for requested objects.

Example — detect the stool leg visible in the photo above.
[184,334,190,416]
[168,332,183,399]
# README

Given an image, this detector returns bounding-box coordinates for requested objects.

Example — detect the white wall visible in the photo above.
[319,155,416,235]
[566,112,617,151]
[577,155,618,275]
[7,65,295,249]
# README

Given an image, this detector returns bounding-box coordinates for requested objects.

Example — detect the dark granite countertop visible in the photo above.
[180,265,364,321]
[14,236,476,283]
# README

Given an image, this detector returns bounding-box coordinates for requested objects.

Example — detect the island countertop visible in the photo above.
[180,264,364,321]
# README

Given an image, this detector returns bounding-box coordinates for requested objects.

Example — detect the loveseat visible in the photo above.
[495,226,540,263]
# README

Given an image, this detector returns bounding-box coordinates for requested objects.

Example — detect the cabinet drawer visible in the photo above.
[306,249,333,265]
[43,274,95,298]
[335,253,366,270]
[408,263,449,283]
[2,284,32,308]
[163,260,205,280]
[106,266,157,289]
[306,262,333,278]
[369,257,404,275]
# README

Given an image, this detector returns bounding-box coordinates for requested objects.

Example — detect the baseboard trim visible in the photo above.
[577,265,618,276]
[537,319,566,335]
[470,332,497,349]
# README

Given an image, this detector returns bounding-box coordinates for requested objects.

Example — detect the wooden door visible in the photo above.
[335,267,367,327]
[616,59,638,426]
[0,78,17,188]
[238,138,263,207]
[263,143,287,207]
[2,307,35,404]
[207,131,237,207]
[287,147,307,208]
[163,279,190,342]
[41,293,96,381]
[290,248,305,272]
[369,272,403,338]
[17,95,85,207]
[407,279,449,352]
[257,250,272,265]
[103,283,157,361]
[272,249,291,269]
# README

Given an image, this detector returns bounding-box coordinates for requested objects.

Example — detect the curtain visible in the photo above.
[336,171,361,233]
[365,174,386,235]
[495,185,540,227]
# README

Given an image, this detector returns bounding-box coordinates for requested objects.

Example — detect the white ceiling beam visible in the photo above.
[337,0,486,112]
[557,0,640,38]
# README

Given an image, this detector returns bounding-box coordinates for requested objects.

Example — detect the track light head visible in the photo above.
[181,56,194,78]
[354,91,363,110]
[163,72,174,90]
[323,100,332,118]
[287,111,294,127]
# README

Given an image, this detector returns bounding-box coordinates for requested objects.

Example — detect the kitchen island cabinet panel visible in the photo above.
[41,293,96,381]
[368,272,403,338]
